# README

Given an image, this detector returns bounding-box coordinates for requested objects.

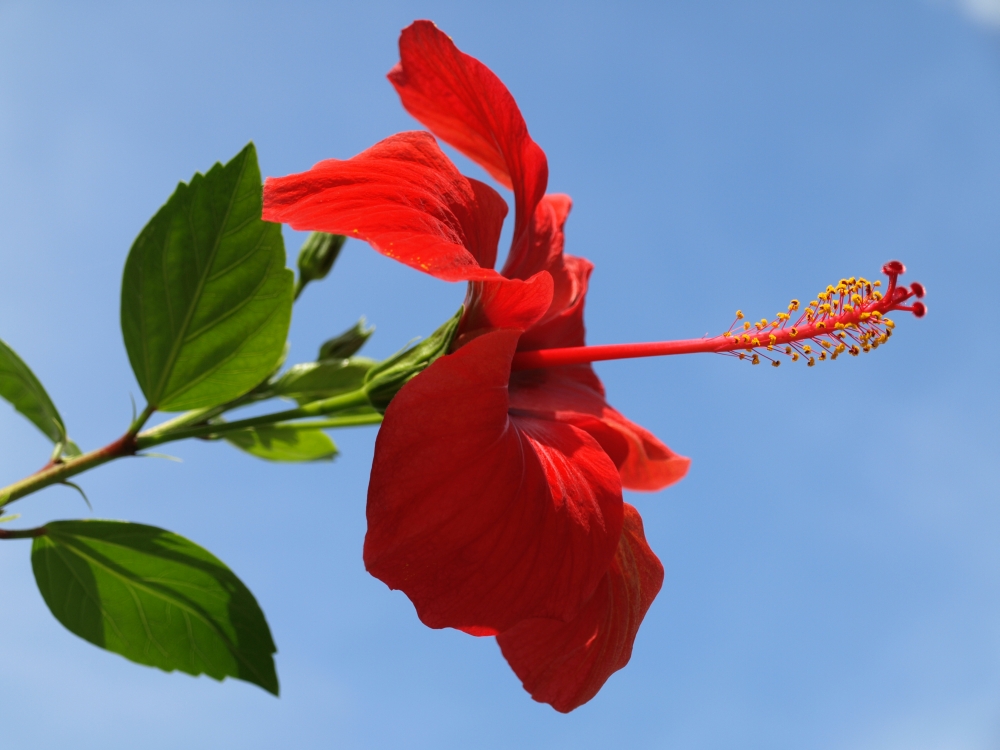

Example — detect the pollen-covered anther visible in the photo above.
[719,259,926,369]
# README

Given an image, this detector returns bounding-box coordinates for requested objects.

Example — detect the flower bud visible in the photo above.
[294,232,346,299]
[365,308,463,412]
[318,318,375,360]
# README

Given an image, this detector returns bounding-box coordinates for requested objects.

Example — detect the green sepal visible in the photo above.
[273,358,376,404]
[32,520,278,694]
[364,307,463,413]
[294,232,345,300]
[317,318,374,360]
[0,337,78,453]
[223,424,338,462]
[120,142,294,412]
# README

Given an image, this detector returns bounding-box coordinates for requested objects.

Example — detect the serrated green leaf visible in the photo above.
[272,357,375,404]
[224,424,338,462]
[121,143,294,412]
[32,520,278,694]
[0,337,68,444]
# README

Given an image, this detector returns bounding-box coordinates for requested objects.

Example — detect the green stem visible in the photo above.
[129,403,157,435]
[0,525,46,539]
[0,431,140,507]
[271,414,383,430]
[0,388,377,507]
[135,387,373,449]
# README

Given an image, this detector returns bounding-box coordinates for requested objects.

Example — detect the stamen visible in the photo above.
[510,261,926,371]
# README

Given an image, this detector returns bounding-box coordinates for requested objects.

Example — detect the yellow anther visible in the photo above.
[743,322,751,330]
[755,322,764,331]
[834,323,845,330]
[809,300,819,307]
[871,310,882,318]
[789,299,800,311]
[736,310,744,319]
[851,294,862,305]
[751,354,760,365]
[805,309,815,319]
[722,331,731,337]
[790,327,799,336]
[849,346,860,356]
[843,304,854,312]
[767,345,774,351]
[873,280,881,287]
[751,337,760,346]
[847,277,856,285]
[836,343,846,353]
[792,353,800,362]
[807,357,816,367]
[820,340,831,348]
[816,321,826,329]
[873,291,883,300]
[769,334,777,345]
[771,360,780,367]
[859,312,871,321]
[819,352,827,361]
[803,345,812,354]
[784,346,792,354]
[884,318,895,329]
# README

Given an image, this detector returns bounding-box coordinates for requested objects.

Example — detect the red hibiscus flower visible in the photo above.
[263,20,690,712]
[263,20,926,712]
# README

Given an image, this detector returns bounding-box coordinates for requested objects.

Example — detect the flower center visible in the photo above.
[510,261,926,371]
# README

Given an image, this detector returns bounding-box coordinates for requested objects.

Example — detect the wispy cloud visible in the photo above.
[956,0,1000,27]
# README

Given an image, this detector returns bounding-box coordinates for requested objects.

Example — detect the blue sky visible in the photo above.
[1,1,998,748]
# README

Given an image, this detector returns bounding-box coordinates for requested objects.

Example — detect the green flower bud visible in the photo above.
[318,318,375,360]
[294,232,346,300]
[364,307,463,413]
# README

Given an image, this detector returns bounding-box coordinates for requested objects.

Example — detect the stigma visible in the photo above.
[509,261,926,371]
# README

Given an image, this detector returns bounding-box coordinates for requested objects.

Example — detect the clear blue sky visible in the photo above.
[1,1,998,748]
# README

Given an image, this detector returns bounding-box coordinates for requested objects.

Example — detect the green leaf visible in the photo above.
[32,520,278,694]
[223,424,338,462]
[0,336,69,444]
[272,357,376,404]
[121,143,294,412]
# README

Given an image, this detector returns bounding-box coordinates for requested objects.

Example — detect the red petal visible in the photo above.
[364,328,624,635]
[263,131,506,282]
[497,503,664,713]
[510,367,690,492]
[503,194,576,301]
[390,21,548,264]
[455,272,553,348]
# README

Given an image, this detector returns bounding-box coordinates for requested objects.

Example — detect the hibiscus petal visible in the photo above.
[263,131,506,282]
[510,366,690,492]
[503,194,586,327]
[390,21,548,262]
[496,503,664,713]
[455,272,554,348]
[364,328,624,635]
